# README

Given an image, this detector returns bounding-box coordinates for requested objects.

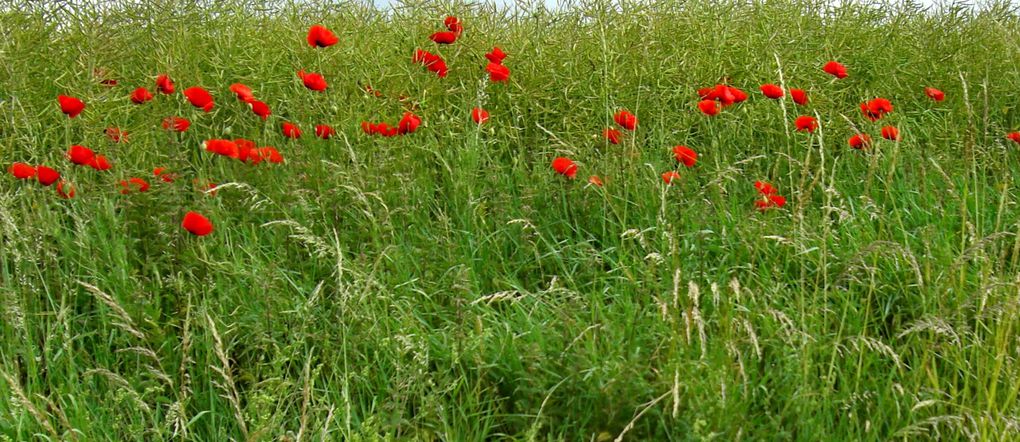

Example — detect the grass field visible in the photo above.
[3,0,1020,440]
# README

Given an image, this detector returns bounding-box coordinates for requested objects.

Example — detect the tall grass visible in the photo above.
[2,0,1020,439]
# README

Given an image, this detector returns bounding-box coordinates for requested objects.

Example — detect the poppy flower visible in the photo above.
[445,16,463,35]
[398,112,421,134]
[486,62,510,82]
[551,157,578,179]
[860,98,893,121]
[1006,132,1020,144]
[588,175,604,187]
[661,171,681,185]
[248,100,271,120]
[486,47,507,64]
[307,24,339,48]
[760,84,784,99]
[9,162,36,179]
[58,95,85,118]
[924,87,945,102]
[413,49,449,77]
[672,145,697,167]
[880,126,901,141]
[258,147,284,164]
[297,70,327,91]
[614,110,637,131]
[156,74,175,94]
[430,31,457,44]
[162,116,190,132]
[755,194,787,211]
[794,115,818,133]
[823,60,848,79]
[315,124,335,139]
[36,165,59,186]
[698,84,747,107]
[790,88,808,105]
[131,87,154,104]
[181,211,214,236]
[754,180,777,196]
[184,87,214,112]
[203,139,240,158]
[472,107,490,124]
[56,181,75,199]
[698,99,720,116]
[229,83,255,102]
[67,145,96,165]
[153,167,176,182]
[604,128,621,144]
[88,155,111,171]
[234,139,256,163]
[848,133,872,149]
[362,122,389,136]
[282,122,302,139]
[105,127,128,143]
[119,177,150,194]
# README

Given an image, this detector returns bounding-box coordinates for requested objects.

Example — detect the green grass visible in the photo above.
[3,0,1020,439]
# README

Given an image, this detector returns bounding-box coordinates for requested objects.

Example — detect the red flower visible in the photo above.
[470,107,490,124]
[486,62,510,82]
[924,87,945,102]
[604,128,621,144]
[860,98,893,121]
[754,180,777,196]
[444,16,463,35]
[234,139,256,163]
[153,167,176,183]
[588,175,604,187]
[229,83,255,102]
[485,47,507,64]
[9,162,35,179]
[156,74,175,94]
[880,126,900,141]
[398,112,421,134]
[614,110,637,131]
[315,124,336,139]
[760,84,784,99]
[105,127,128,143]
[823,60,848,79]
[100,79,118,87]
[258,147,284,164]
[1006,132,1020,144]
[790,88,808,105]
[119,177,150,194]
[184,87,214,112]
[794,115,818,133]
[58,95,85,118]
[297,70,327,91]
[756,195,787,211]
[848,133,872,149]
[56,181,75,199]
[698,84,747,107]
[67,145,96,165]
[88,155,111,171]
[413,49,448,77]
[282,122,302,139]
[131,87,154,104]
[162,116,190,132]
[672,145,697,167]
[698,99,720,116]
[661,171,681,185]
[430,31,457,44]
[204,139,240,158]
[181,211,214,236]
[551,157,578,179]
[307,24,339,48]
[248,100,271,120]
[36,165,59,186]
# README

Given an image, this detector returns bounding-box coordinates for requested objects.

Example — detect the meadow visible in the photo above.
[3,0,1020,439]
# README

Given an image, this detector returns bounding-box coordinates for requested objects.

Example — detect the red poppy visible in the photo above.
[156,74,175,94]
[698,99,720,116]
[848,133,872,149]
[661,171,681,185]
[398,112,421,134]
[258,147,284,164]
[233,139,256,163]
[755,195,787,211]
[860,98,893,121]
[36,165,59,186]
[588,175,604,187]
[614,110,637,131]
[698,84,747,107]
[790,88,808,105]
[307,24,339,48]
[229,83,255,102]
[430,31,457,44]
[297,70,327,91]
[794,115,818,133]
[604,128,621,144]
[823,60,848,79]
[162,116,190,132]
[486,47,507,64]
[56,181,75,199]
[552,157,578,178]
[281,122,301,139]
[9,162,35,179]
[445,16,463,35]
[880,126,901,141]
[153,167,176,183]
[204,139,240,158]
[315,124,335,139]
[472,107,490,124]
[58,95,85,118]
[760,84,784,99]
[413,49,449,77]
[182,211,214,236]
[672,145,697,167]
[248,100,271,120]
[184,87,214,112]
[1006,132,1020,144]
[105,127,128,143]
[119,177,150,194]
[754,180,777,196]
[486,62,510,82]
[924,87,945,102]
[131,87,154,104]
[67,145,96,165]
[88,155,111,171]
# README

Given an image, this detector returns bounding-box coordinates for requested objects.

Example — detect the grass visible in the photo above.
[2,0,1020,439]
